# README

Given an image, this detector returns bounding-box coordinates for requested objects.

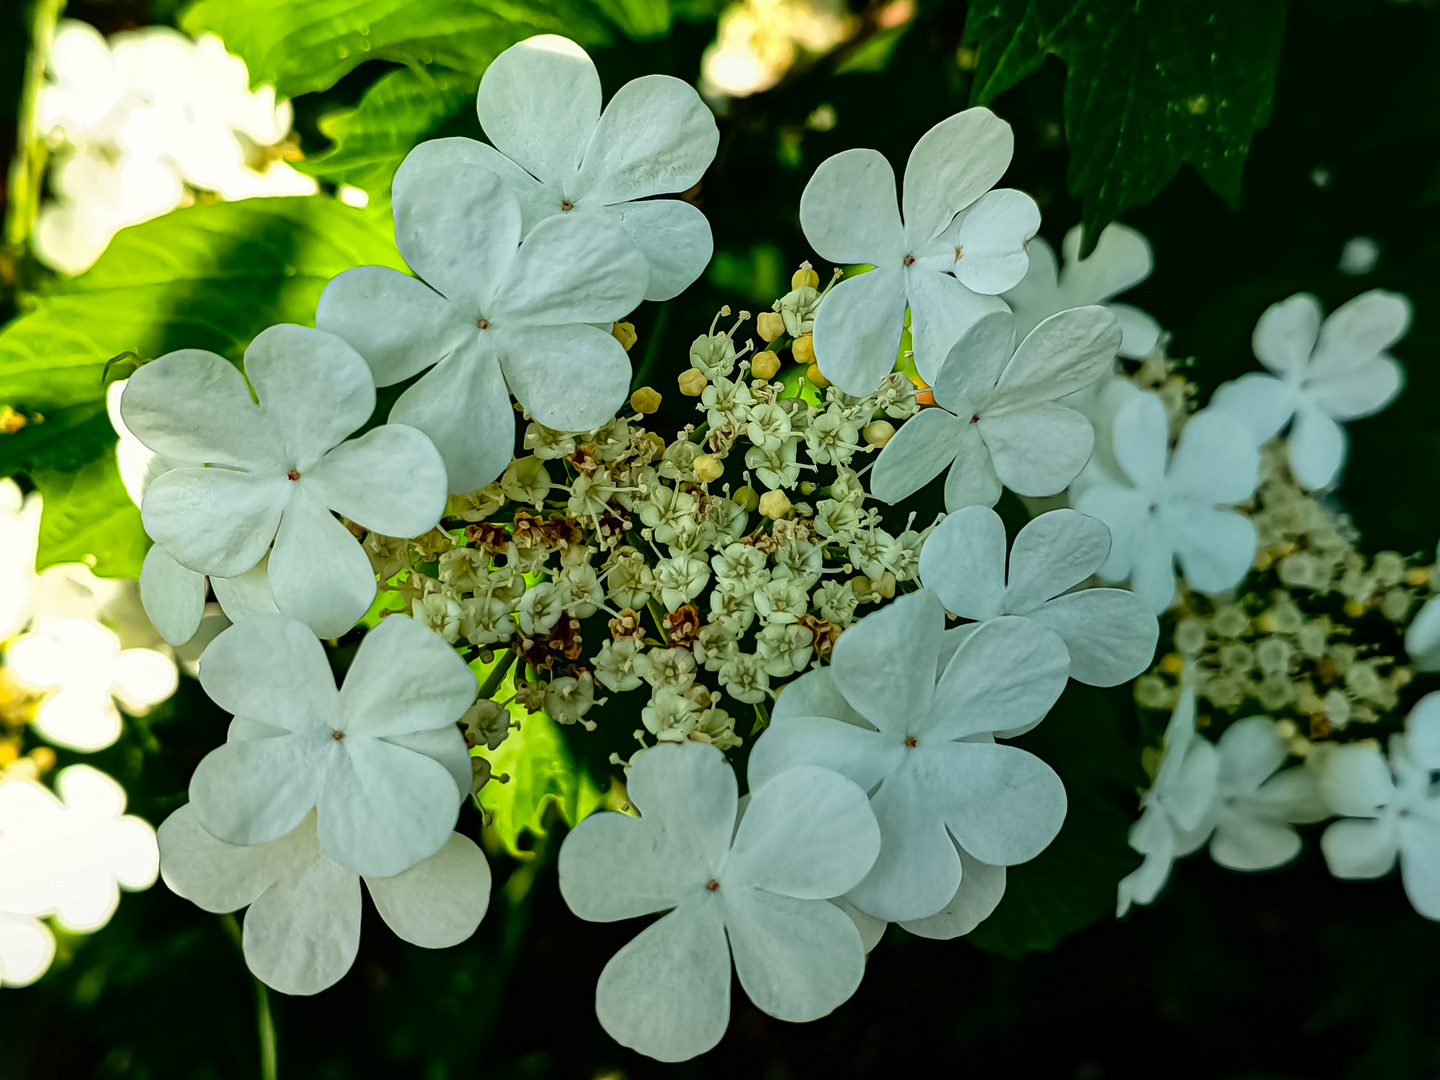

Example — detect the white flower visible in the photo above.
[1072,393,1259,614]
[871,307,1119,509]
[1003,223,1162,359]
[921,506,1157,687]
[1209,290,1410,490]
[7,619,177,752]
[558,741,881,1062]
[1318,693,1440,917]
[1207,717,1326,872]
[0,766,158,932]
[0,913,55,988]
[187,613,475,878]
[318,170,648,495]
[393,34,718,302]
[799,108,1039,394]
[749,590,1069,922]
[121,325,447,639]
[159,805,490,995]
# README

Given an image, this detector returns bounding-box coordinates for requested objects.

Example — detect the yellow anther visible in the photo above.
[1344,599,1367,618]
[751,350,781,380]
[612,321,638,351]
[1159,652,1185,675]
[793,333,816,366]
[678,369,708,397]
[792,263,820,289]
[630,387,662,414]
[757,312,786,342]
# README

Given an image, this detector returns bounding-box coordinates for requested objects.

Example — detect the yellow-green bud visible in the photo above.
[678,368,708,396]
[732,485,760,512]
[630,386,662,414]
[758,490,792,520]
[757,311,786,342]
[751,350,781,380]
[793,333,816,366]
[791,264,820,289]
[862,420,895,447]
[612,320,638,351]
[694,454,724,483]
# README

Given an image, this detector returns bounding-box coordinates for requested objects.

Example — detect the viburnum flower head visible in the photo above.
[748,590,1069,923]
[187,613,476,879]
[1210,289,1410,490]
[871,306,1121,509]
[1003,222,1162,359]
[558,741,881,1062]
[1116,683,1218,916]
[317,165,648,494]
[160,806,490,995]
[919,506,1158,687]
[1071,392,1259,614]
[1206,716,1326,872]
[1319,693,1440,918]
[799,107,1039,395]
[394,35,717,302]
[121,325,447,638]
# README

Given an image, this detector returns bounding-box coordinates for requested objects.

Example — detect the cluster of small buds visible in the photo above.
[0,666,54,782]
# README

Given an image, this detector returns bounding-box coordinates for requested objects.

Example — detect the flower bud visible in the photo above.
[805,361,828,388]
[792,333,815,366]
[791,264,820,290]
[630,386,662,414]
[751,350,781,380]
[678,369,708,396]
[863,419,895,447]
[732,485,760,512]
[875,571,896,599]
[757,311,786,342]
[694,454,724,483]
[758,490,792,520]
[612,320,638,351]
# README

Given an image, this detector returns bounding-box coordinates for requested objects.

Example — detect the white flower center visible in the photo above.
[705,878,720,892]
[476,316,491,330]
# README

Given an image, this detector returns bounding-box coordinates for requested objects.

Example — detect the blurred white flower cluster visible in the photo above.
[700,0,855,99]
[34,19,316,275]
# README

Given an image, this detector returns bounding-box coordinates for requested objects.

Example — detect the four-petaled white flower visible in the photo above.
[749,590,1069,923]
[1207,716,1326,872]
[920,506,1158,687]
[8,618,177,752]
[872,307,1120,509]
[0,766,159,932]
[1116,684,1217,916]
[187,613,476,879]
[317,166,648,495]
[394,34,717,302]
[1319,693,1440,919]
[558,741,881,1062]
[1210,289,1410,490]
[1072,393,1259,614]
[121,325,447,638]
[799,108,1039,394]
[159,805,490,996]
[1003,223,1162,359]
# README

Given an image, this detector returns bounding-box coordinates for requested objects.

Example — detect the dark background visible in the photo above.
[4,1,1440,1077]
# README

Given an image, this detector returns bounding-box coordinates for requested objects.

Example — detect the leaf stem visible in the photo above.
[220,914,279,1080]
[5,0,65,254]
[478,647,517,700]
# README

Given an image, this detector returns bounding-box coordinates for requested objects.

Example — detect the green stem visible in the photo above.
[478,648,517,700]
[220,915,279,1080]
[5,0,64,253]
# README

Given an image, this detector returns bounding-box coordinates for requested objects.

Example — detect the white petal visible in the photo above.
[141,467,285,578]
[111,647,177,712]
[366,832,491,948]
[1209,814,1301,872]
[572,74,718,204]
[943,424,1004,509]
[899,845,1006,939]
[394,136,555,233]
[830,896,886,952]
[1058,223,1154,304]
[953,188,1039,294]
[338,614,476,739]
[158,804,310,913]
[798,148,904,265]
[497,323,631,433]
[1307,355,1403,421]
[594,898,731,1063]
[609,198,713,301]
[727,766,880,899]
[625,741,738,878]
[1109,303,1162,360]
[1287,402,1346,490]
[476,34,600,185]
[198,612,337,731]
[393,165,521,311]
[1408,693,1440,767]
[1166,407,1259,505]
[1319,744,1394,818]
[244,325,375,470]
[918,504,1007,620]
[189,733,326,847]
[384,727,472,809]
[927,616,1069,739]
[809,266,908,396]
[268,489,376,638]
[1408,597,1440,673]
[846,771,962,922]
[902,107,1013,245]
[746,715,890,795]
[928,308,1015,411]
[989,306,1122,411]
[0,914,55,987]
[316,266,465,387]
[493,210,647,326]
[1110,391,1169,493]
[1128,515,1177,613]
[243,852,361,995]
[1002,233,1059,342]
[724,887,865,1022]
[1252,293,1322,379]
[1399,820,1440,920]
[921,741,1067,867]
[139,543,206,646]
[869,406,963,504]
[212,557,278,623]
[119,350,283,469]
[1216,716,1288,794]
[560,811,696,922]
[1029,589,1158,686]
[906,266,1010,385]
[831,590,942,733]
[1004,508,1111,612]
[304,425,446,539]
[316,737,461,877]
[1165,504,1256,596]
[1321,817,1398,880]
[1311,289,1412,377]
[1208,373,1298,444]
[769,666,868,729]
[979,404,1094,497]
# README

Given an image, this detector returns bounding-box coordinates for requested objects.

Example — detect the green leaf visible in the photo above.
[0,403,113,477]
[181,0,613,98]
[297,66,479,197]
[964,0,1285,254]
[966,683,1144,957]
[31,449,149,578]
[0,196,403,415]
[584,0,670,38]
